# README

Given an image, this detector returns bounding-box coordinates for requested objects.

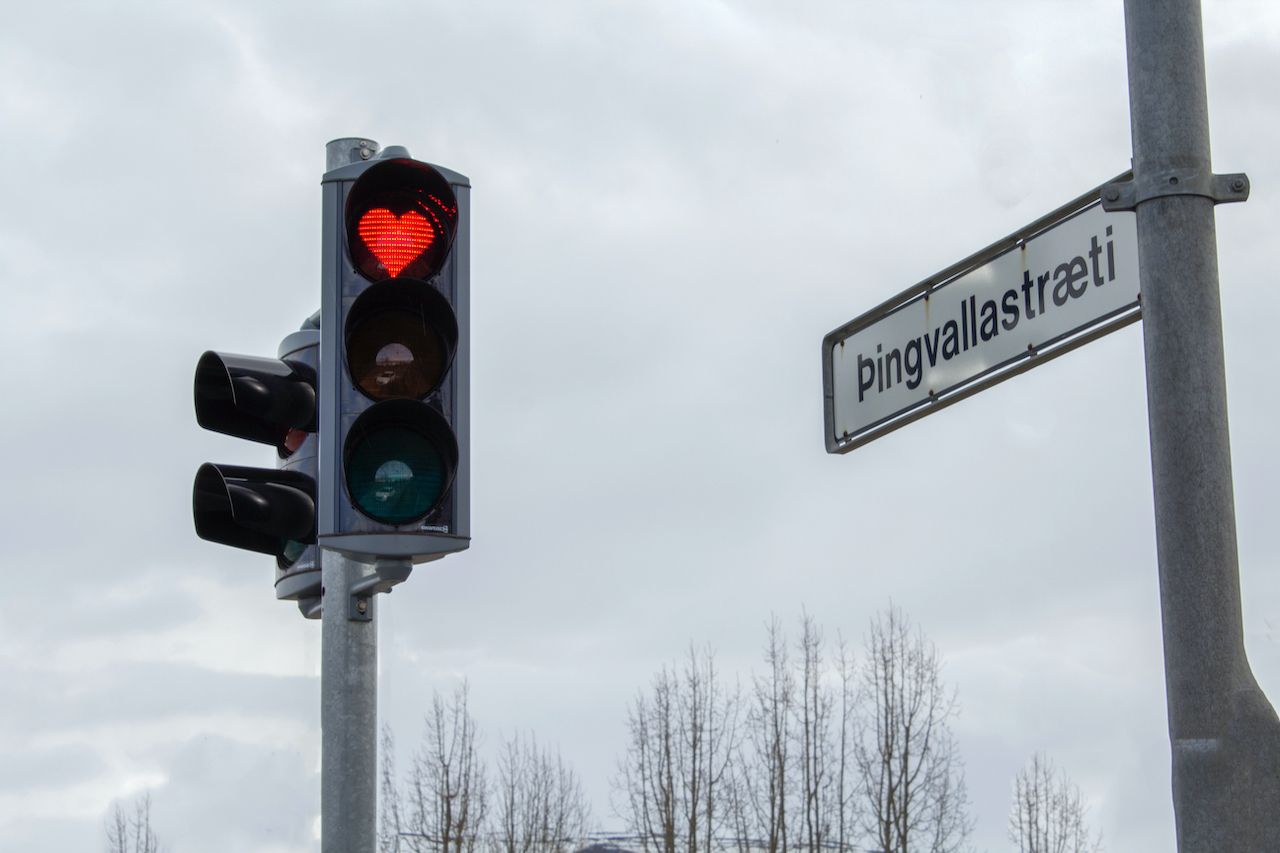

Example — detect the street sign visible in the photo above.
[823,176,1140,453]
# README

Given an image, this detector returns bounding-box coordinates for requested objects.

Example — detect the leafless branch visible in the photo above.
[1008,753,1102,853]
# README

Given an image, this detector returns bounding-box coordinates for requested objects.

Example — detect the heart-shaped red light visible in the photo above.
[357,208,435,278]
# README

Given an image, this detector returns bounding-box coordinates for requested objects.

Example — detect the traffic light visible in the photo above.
[317,146,470,562]
[193,324,320,612]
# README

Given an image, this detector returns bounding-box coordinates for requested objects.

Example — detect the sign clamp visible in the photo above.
[1101,170,1249,211]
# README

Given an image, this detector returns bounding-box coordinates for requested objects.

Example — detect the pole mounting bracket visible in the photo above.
[348,558,413,622]
[1101,170,1249,212]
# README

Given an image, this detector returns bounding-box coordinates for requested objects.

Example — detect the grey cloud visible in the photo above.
[152,734,316,853]
[1,662,315,734]
[0,742,105,792]
[2,1,1279,851]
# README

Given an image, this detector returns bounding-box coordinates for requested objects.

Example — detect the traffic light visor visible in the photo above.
[346,159,458,282]
[193,463,316,557]
[194,352,316,454]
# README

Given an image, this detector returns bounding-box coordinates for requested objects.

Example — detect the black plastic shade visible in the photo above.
[193,463,316,557]
[195,352,316,453]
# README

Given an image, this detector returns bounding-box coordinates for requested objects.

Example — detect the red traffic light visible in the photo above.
[357,208,436,278]
[345,159,457,282]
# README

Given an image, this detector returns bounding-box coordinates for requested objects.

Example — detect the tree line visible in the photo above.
[609,607,1100,853]
[379,683,593,853]
[613,607,971,853]
[106,607,1102,853]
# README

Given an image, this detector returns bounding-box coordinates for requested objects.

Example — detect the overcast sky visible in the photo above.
[3,1,1280,851]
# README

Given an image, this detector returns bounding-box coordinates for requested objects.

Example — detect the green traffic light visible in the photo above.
[345,423,449,525]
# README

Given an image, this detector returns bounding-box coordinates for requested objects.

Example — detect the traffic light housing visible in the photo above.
[318,147,470,562]
[193,326,321,614]
[272,326,322,616]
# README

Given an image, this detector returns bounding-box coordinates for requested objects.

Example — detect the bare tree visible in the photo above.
[494,731,593,853]
[382,725,408,853]
[382,682,489,853]
[685,646,741,853]
[615,645,740,853]
[795,612,839,853]
[722,617,800,853]
[749,618,795,853]
[1008,754,1102,853]
[726,615,863,853]
[619,609,971,853]
[617,664,677,853]
[721,740,756,853]
[106,802,129,853]
[854,606,972,853]
[831,633,859,853]
[105,793,162,853]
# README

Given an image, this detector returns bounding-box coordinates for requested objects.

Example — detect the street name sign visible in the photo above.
[823,176,1140,454]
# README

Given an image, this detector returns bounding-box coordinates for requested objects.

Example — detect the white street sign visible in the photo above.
[823,179,1140,453]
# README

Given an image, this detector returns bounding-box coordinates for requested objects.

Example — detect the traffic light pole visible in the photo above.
[321,551,378,853]
[320,137,380,853]
[1117,0,1280,847]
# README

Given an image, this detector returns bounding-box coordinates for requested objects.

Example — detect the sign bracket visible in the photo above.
[1101,170,1249,211]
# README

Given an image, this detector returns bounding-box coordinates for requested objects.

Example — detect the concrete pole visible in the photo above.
[320,137,381,853]
[1122,1,1280,849]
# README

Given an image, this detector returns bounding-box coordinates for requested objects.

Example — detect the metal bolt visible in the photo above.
[1105,188,1120,202]
[1231,177,1245,192]
[356,598,368,614]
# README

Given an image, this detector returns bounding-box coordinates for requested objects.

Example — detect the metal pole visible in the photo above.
[1122,1,1280,848]
[321,552,378,853]
[320,137,380,853]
